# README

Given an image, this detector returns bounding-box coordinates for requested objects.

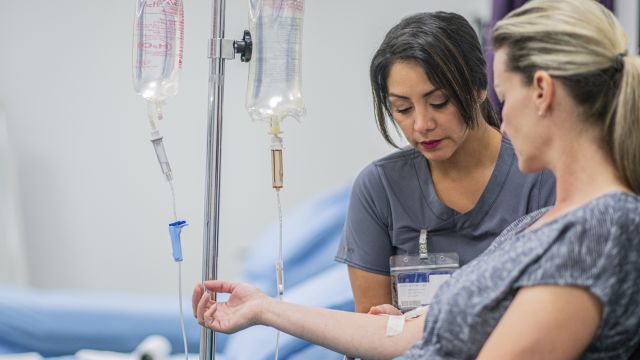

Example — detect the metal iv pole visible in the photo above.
[200,1,251,359]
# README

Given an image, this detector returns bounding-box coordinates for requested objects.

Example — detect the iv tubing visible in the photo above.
[169,180,178,221]
[178,262,189,360]
[276,192,284,297]
[270,116,285,359]
[169,182,190,360]
[147,102,174,183]
[274,191,284,359]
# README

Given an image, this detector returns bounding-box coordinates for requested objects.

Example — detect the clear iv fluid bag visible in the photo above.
[132,0,184,103]
[246,0,306,122]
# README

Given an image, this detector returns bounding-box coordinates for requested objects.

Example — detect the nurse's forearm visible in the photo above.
[348,266,393,313]
[259,297,423,359]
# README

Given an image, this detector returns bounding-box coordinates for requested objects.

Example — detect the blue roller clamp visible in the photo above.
[169,220,188,262]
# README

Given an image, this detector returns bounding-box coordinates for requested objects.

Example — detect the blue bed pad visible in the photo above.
[0,285,200,357]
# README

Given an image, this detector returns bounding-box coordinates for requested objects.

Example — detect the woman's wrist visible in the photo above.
[256,293,277,327]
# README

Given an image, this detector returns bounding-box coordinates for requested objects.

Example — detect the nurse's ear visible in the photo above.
[477,89,487,103]
[532,70,554,117]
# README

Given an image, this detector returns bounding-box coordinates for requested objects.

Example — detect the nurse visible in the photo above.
[334,11,555,314]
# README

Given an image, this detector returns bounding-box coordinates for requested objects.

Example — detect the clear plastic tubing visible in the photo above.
[274,191,284,360]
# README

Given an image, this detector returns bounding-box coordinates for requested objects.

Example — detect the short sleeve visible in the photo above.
[335,163,393,275]
[514,215,640,353]
[515,223,601,291]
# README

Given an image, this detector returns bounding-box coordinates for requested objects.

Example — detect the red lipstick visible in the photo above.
[420,140,442,150]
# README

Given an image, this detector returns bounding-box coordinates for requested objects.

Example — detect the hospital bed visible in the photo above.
[0,185,353,360]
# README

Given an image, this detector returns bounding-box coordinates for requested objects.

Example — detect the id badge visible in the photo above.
[390,253,459,313]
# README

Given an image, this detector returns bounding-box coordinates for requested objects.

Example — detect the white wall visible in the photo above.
[0,110,28,285]
[617,0,639,54]
[0,1,489,294]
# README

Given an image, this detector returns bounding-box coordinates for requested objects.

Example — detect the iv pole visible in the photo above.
[199,0,224,355]
[201,1,251,359]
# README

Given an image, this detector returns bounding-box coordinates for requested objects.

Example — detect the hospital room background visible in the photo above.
[0,1,638,359]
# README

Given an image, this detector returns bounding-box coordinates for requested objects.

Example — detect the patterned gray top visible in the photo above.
[406,192,640,359]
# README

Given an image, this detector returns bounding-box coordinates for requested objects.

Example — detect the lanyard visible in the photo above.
[419,229,428,259]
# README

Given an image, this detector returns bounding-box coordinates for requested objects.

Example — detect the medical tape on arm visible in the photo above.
[385,306,429,337]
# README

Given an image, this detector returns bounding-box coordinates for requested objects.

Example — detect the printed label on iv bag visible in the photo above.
[246,0,306,122]
[133,0,184,101]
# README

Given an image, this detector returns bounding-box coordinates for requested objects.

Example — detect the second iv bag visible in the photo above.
[132,0,185,116]
[246,0,306,123]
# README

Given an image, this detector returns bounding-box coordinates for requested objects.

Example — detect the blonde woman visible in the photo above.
[193,1,640,358]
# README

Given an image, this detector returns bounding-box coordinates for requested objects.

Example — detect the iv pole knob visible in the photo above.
[234,30,252,62]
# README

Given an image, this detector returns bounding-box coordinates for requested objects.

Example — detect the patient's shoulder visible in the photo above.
[513,192,640,357]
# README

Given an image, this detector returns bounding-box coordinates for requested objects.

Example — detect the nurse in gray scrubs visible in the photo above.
[334,12,555,314]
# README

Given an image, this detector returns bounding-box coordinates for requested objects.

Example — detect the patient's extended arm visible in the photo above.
[193,280,423,359]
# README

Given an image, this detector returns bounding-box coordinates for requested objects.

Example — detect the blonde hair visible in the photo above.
[492,0,640,194]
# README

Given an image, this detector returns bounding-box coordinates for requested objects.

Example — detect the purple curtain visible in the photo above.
[484,0,615,122]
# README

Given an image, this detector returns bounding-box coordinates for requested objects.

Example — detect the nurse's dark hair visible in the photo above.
[370,12,499,148]
[493,0,640,194]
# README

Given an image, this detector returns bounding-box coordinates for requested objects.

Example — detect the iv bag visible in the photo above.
[132,0,184,104]
[246,0,306,123]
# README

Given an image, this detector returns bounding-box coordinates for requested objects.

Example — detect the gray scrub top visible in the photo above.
[335,137,556,275]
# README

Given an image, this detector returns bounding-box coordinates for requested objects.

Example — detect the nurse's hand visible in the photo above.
[368,304,402,316]
[192,280,269,334]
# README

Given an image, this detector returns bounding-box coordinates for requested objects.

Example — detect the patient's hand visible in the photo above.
[192,280,268,334]
[368,304,402,316]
